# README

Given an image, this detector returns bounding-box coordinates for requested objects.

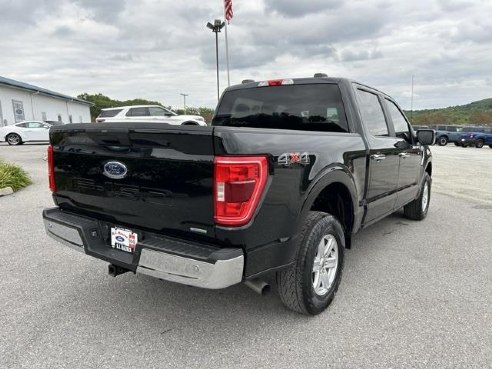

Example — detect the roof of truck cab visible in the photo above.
[226,77,389,97]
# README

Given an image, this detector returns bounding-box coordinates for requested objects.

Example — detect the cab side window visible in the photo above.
[356,89,388,136]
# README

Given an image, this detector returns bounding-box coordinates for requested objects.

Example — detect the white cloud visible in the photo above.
[0,0,491,109]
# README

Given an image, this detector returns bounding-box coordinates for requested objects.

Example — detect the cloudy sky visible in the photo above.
[1,0,491,110]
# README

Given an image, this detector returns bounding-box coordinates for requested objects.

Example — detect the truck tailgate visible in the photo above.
[50,123,215,236]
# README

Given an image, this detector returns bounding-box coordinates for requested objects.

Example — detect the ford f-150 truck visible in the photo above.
[43,76,435,315]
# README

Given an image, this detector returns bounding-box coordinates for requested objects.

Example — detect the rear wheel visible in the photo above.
[489,145,492,149]
[276,211,344,315]
[437,136,448,146]
[6,133,22,145]
[404,173,431,220]
[475,139,484,148]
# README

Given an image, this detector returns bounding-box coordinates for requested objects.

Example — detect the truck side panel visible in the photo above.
[212,127,367,277]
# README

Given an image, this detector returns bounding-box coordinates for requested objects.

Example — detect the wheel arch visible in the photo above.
[298,169,359,247]
[5,132,23,141]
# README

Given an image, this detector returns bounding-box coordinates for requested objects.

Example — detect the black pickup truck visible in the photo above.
[43,76,434,315]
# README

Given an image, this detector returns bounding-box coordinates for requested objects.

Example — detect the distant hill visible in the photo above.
[404,98,492,125]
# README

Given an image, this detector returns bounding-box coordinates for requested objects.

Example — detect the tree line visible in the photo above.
[404,98,492,125]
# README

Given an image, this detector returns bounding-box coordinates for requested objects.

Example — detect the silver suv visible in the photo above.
[96,105,207,126]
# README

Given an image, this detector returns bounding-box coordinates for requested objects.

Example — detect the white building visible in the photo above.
[0,76,92,126]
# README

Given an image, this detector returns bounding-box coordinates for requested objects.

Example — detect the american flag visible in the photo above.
[224,0,233,22]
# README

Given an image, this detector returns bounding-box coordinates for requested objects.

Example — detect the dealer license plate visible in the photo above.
[110,227,138,253]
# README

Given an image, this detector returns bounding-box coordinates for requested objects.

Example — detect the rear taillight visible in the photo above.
[214,156,268,226]
[47,145,56,192]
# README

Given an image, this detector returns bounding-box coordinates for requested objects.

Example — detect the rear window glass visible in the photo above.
[213,84,349,133]
[99,109,123,118]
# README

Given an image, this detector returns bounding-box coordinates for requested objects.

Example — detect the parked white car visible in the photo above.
[96,105,207,126]
[0,121,51,145]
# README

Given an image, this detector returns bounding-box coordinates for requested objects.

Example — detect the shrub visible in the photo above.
[0,160,32,191]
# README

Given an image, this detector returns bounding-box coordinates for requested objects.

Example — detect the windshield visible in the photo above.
[212,84,349,133]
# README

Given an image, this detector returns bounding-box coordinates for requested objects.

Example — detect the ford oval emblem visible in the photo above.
[115,236,125,242]
[103,161,128,179]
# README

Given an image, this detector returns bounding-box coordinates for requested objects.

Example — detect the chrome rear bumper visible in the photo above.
[137,248,244,289]
[43,207,244,289]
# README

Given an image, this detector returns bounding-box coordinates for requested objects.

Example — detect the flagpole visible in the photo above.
[223,2,231,87]
[224,22,230,87]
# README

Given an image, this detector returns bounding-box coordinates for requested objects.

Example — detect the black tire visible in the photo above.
[276,211,345,315]
[489,145,492,149]
[404,173,431,220]
[454,142,461,146]
[6,133,22,145]
[475,139,484,148]
[437,136,448,146]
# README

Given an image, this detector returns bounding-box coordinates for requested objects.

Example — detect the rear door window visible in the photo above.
[213,84,349,133]
[356,89,388,136]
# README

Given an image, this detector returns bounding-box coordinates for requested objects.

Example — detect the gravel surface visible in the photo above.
[0,143,491,369]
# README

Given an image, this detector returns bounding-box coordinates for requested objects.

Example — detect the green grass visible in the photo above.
[0,160,32,192]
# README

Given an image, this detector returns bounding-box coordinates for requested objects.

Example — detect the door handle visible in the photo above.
[399,153,410,158]
[371,154,386,162]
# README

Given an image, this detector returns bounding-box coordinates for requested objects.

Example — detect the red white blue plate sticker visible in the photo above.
[111,227,138,253]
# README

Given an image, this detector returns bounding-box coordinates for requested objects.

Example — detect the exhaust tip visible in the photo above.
[261,283,271,296]
[244,279,271,296]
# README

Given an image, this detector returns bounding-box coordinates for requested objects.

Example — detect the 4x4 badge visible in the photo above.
[278,152,310,166]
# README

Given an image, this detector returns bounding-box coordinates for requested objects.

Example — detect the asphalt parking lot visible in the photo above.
[1,143,491,369]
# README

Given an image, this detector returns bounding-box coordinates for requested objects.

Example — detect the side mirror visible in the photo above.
[416,129,435,145]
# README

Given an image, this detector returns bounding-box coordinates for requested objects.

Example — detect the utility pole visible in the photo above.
[180,93,188,114]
